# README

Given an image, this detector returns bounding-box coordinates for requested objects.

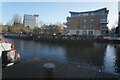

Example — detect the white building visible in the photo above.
[23,14,39,29]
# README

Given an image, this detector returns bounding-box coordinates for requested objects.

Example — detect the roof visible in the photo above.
[69,8,108,14]
[24,14,39,17]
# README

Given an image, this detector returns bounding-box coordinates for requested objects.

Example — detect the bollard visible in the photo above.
[43,63,55,78]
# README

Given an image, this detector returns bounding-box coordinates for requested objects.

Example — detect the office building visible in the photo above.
[23,14,39,29]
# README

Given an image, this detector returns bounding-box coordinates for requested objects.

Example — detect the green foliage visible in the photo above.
[4,17,65,34]
[2,25,8,33]
[24,27,33,34]
[39,22,64,34]
[33,27,39,33]
[7,25,33,34]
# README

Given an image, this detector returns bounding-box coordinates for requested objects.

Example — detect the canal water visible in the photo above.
[4,38,120,75]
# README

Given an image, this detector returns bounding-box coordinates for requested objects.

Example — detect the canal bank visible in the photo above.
[2,58,119,78]
[4,33,32,40]
[4,33,95,45]
[4,33,120,45]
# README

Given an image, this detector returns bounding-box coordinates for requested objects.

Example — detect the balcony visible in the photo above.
[65,22,69,26]
[100,26,108,30]
[100,19,108,24]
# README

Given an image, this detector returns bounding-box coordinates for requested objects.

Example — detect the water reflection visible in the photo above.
[115,45,120,74]
[104,45,116,73]
[4,38,68,62]
[64,43,106,70]
[4,38,120,74]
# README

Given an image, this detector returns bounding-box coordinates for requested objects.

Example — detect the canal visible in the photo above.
[4,38,120,75]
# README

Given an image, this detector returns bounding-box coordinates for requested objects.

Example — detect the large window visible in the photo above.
[76,31,79,35]
[88,31,93,35]
[100,26,108,30]
[82,30,87,35]
[82,13,89,16]
[71,13,79,17]
[95,10,105,15]
[100,18,107,23]
[91,12,94,15]
[90,19,94,22]
[84,19,87,23]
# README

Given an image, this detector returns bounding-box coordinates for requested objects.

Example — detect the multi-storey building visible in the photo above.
[23,14,39,29]
[66,8,109,36]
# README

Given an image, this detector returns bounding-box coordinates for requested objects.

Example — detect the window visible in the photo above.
[82,13,89,16]
[71,13,79,17]
[100,18,108,23]
[89,25,93,29]
[76,31,79,35]
[78,14,81,16]
[77,26,80,29]
[83,26,86,29]
[89,31,93,35]
[84,19,87,23]
[95,10,105,15]
[90,19,94,22]
[101,26,108,30]
[82,30,87,35]
[100,18,107,22]
[91,12,94,15]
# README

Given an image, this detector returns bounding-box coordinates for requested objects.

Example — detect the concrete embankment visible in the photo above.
[2,58,119,79]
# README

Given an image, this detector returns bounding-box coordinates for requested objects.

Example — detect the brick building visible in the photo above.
[66,8,109,36]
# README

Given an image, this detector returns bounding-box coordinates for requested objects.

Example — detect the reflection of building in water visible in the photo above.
[116,3,120,72]
[64,44,105,69]
[115,45,120,73]
[103,45,116,73]
[116,2,120,73]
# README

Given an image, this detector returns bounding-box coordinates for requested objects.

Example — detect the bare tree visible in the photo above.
[12,14,22,26]
[55,22,64,34]
[39,21,44,27]
[6,19,13,26]
[0,23,3,26]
